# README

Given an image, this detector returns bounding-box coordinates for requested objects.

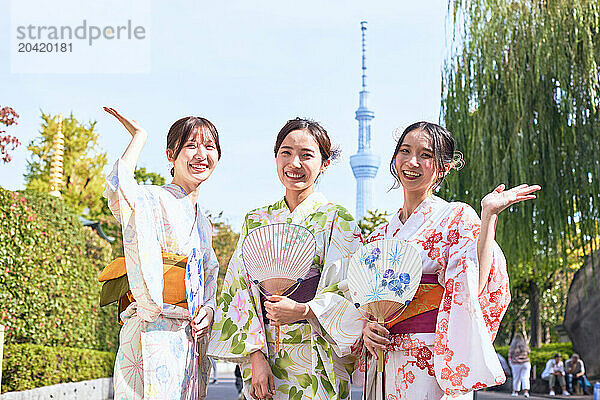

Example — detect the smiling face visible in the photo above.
[394,129,440,196]
[275,129,325,197]
[167,127,219,190]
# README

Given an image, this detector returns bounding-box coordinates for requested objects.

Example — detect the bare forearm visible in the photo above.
[477,209,498,292]
[121,131,147,172]
[250,349,265,363]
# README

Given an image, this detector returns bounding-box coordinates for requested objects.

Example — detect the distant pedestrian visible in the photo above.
[209,357,217,384]
[565,353,589,395]
[234,365,245,400]
[508,333,531,397]
[541,353,570,396]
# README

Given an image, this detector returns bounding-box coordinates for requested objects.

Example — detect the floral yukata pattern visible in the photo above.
[208,192,364,400]
[358,195,510,400]
[104,159,219,400]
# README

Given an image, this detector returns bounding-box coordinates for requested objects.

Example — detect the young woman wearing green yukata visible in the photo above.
[208,118,364,400]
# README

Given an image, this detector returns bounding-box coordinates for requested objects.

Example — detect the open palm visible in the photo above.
[481,184,541,215]
[103,107,146,137]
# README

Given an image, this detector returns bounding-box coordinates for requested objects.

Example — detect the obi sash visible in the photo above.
[388,273,443,334]
[260,267,321,325]
[98,253,189,321]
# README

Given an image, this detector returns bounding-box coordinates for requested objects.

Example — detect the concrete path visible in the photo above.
[204,379,593,400]
[206,362,595,400]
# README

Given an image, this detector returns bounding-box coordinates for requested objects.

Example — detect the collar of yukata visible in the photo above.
[397,194,443,219]
[280,192,329,225]
[163,183,189,198]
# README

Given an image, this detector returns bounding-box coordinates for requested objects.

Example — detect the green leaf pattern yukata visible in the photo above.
[208,192,363,400]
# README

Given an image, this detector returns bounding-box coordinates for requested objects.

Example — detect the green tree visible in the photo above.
[134,167,166,186]
[442,0,600,346]
[24,112,107,217]
[208,212,240,297]
[0,188,118,352]
[358,210,390,238]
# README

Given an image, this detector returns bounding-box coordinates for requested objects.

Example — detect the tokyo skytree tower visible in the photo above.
[350,21,380,220]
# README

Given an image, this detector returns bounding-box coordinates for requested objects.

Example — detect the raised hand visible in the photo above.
[103,107,147,137]
[481,183,541,216]
[477,183,541,291]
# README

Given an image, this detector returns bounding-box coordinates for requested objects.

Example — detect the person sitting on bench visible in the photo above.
[565,353,589,395]
[541,354,570,396]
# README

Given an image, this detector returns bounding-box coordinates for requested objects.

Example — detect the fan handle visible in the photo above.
[274,325,280,353]
[377,315,385,372]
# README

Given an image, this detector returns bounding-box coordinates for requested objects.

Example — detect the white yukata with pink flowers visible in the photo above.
[359,195,510,400]
[104,159,219,400]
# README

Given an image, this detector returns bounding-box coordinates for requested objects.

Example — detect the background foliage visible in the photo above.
[0,188,119,352]
[442,0,600,346]
[24,112,107,217]
[496,342,574,376]
[1,343,115,393]
[209,212,240,297]
[358,210,390,238]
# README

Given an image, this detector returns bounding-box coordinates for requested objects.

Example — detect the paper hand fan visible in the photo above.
[185,247,205,319]
[242,223,316,352]
[348,239,422,373]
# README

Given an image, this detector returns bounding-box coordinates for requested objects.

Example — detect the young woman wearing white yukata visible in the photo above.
[360,122,540,400]
[208,118,364,400]
[101,107,220,400]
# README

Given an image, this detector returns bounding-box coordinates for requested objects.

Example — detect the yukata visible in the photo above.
[208,192,363,400]
[360,195,510,400]
[104,159,219,400]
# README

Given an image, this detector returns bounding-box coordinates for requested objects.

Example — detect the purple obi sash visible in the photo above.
[389,273,441,335]
[261,267,321,325]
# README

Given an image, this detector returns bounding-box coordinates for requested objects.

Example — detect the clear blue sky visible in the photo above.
[1,0,447,228]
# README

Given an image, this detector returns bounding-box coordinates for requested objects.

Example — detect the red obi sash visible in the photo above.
[388,273,443,334]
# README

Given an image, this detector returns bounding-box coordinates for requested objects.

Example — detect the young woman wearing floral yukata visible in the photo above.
[208,118,364,400]
[360,122,540,399]
[101,108,220,400]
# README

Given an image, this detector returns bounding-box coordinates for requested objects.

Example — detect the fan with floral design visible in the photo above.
[348,239,422,372]
[242,223,316,352]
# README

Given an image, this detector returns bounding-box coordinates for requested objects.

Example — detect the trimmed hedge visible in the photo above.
[0,188,119,351]
[496,342,574,374]
[1,343,115,393]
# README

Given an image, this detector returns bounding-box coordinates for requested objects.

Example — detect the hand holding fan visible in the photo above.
[242,223,316,352]
[348,239,422,372]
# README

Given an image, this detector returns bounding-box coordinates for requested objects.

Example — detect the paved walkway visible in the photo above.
[208,362,594,400]
[476,391,592,400]
[204,380,592,400]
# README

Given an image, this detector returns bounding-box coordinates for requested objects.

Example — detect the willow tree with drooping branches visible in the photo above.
[441,0,600,347]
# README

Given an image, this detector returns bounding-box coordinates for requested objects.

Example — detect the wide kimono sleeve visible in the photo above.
[203,244,219,313]
[103,159,164,322]
[207,215,267,363]
[306,207,364,358]
[433,203,511,396]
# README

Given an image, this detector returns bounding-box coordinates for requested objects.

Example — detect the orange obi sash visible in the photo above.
[98,253,189,321]
[386,274,444,334]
